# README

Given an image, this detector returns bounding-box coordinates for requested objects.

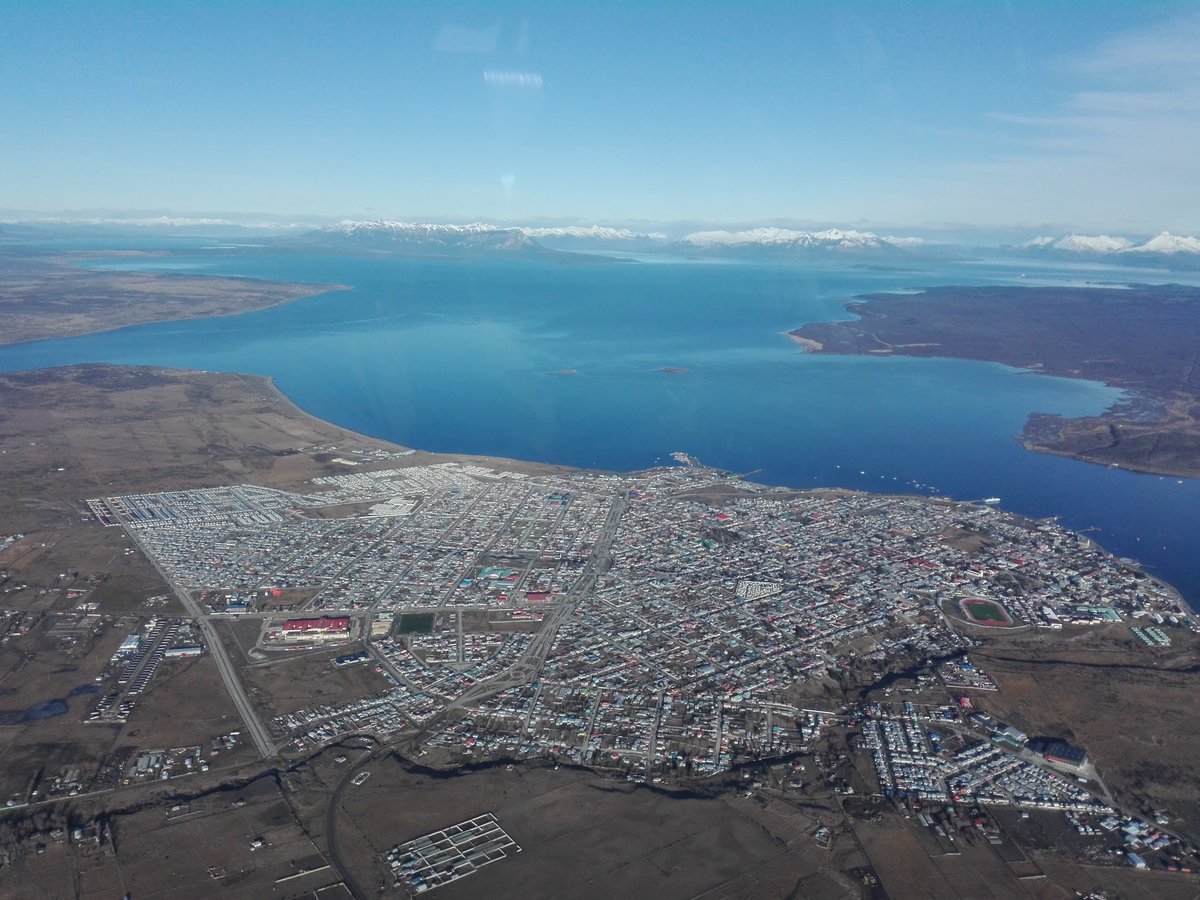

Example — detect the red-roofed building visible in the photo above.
[281,616,350,641]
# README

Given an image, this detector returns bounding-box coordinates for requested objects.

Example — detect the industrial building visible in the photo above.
[1029,737,1088,769]
[281,616,351,641]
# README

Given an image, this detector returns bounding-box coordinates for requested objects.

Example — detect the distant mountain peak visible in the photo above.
[1019,230,1200,256]
[517,224,667,241]
[310,219,538,252]
[324,219,516,237]
[881,235,941,249]
[1124,231,1200,254]
[678,227,902,253]
[1022,233,1132,253]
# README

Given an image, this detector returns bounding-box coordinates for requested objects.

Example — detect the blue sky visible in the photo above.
[2,1,1197,233]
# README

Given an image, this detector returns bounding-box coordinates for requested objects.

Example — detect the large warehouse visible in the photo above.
[280,616,351,641]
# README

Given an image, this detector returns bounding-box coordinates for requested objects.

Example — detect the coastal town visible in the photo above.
[1,405,1197,896]
[61,456,1200,885]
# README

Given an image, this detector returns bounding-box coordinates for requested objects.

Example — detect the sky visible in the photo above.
[2,1,1198,233]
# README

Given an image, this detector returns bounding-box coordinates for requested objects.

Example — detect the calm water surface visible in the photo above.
[2,248,1197,606]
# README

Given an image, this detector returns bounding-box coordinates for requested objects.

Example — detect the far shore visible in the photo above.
[786,284,1200,480]
[784,331,824,351]
[0,251,349,347]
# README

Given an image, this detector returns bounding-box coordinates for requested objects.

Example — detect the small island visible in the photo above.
[790,284,1200,478]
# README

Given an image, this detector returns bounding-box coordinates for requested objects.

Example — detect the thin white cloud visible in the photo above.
[483,70,543,90]
[1069,13,1200,74]
[939,12,1200,231]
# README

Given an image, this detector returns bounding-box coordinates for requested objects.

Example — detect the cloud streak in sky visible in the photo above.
[1070,13,1200,74]
[935,12,1200,231]
[483,70,543,90]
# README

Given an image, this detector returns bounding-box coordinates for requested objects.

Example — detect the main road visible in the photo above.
[114,516,276,759]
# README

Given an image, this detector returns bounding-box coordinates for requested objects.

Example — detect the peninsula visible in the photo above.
[790,284,1200,477]
[0,251,344,345]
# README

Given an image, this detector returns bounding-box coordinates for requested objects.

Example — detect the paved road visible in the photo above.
[324,740,378,900]
[116,519,276,759]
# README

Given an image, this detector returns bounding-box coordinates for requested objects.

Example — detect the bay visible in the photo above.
[2,248,1197,607]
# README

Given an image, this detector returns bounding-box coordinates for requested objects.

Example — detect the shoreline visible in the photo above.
[2,359,1191,610]
[783,331,823,351]
[788,283,1200,481]
[0,254,1194,607]
[0,281,352,349]
[0,252,352,347]
[246,369,1193,615]
[255,370,595,480]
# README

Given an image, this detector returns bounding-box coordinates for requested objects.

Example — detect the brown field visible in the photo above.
[851,787,1200,900]
[0,251,346,346]
[0,364,580,541]
[0,522,172,615]
[0,617,129,799]
[970,628,1200,842]
[218,617,268,664]
[119,652,247,750]
[0,771,336,899]
[329,757,859,900]
[0,643,248,801]
[0,365,400,539]
[853,814,963,899]
[237,642,392,720]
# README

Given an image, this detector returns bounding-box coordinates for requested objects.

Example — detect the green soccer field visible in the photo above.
[961,599,1012,625]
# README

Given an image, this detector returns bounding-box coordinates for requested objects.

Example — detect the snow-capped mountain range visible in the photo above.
[306,219,682,256]
[300,219,1200,265]
[1022,231,1200,255]
[518,224,667,242]
[316,220,670,245]
[306,220,922,257]
[881,235,939,249]
[308,220,539,253]
[1124,231,1200,254]
[308,220,920,256]
[678,227,901,253]
[1024,234,1132,253]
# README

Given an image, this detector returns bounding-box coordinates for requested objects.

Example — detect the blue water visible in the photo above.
[2,249,1198,606]
[24,699,69,721]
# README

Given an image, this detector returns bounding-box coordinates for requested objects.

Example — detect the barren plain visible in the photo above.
[0,251,344,346]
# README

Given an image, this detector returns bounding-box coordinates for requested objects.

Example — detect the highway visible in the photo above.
[115,517,277,760]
